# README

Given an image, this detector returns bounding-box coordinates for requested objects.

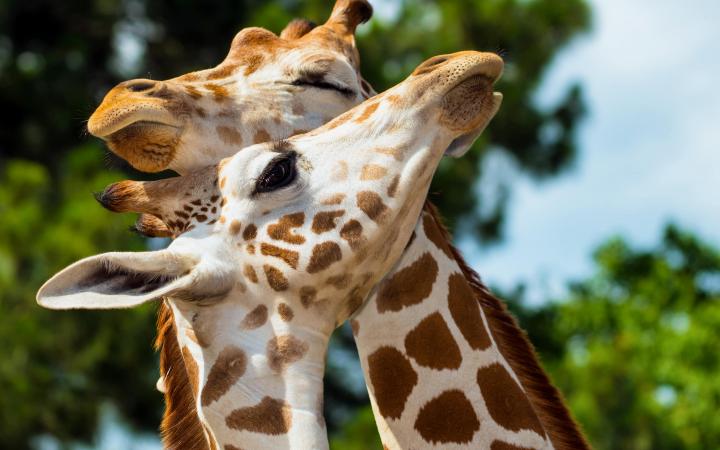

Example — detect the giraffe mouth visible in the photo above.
[104,121,184,173]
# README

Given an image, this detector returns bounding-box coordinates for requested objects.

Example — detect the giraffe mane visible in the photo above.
[423,201,590,450]
[156,303,209,450]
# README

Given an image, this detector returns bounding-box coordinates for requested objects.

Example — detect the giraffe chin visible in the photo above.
[106,121,182,172]
[444,91,503,158]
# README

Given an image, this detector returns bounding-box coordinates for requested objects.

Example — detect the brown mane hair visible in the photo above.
[423,201,590,450]
[156,303,209,450]
[154,202,589,449]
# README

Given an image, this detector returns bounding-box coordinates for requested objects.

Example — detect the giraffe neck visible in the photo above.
[166,296,331,450]
[351,203,589,450]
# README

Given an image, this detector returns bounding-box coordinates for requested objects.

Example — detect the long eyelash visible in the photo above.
[292,69,355,97]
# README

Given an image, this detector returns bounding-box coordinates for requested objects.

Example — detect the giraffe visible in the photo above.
[87,2,375,447]
[38,50,505,450]
[86,9,589,450]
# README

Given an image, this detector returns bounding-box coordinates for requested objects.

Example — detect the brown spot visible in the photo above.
[477,363,545,436]
[326,273,351,289]
[387,174,400,197]
[376,252,438,313]
[185,85,202,99]
[204,83,229,101]
[350,319,360,336]
[405,313,462,370]
[491,442,535,450]
[332,161,348,181]
[181,346,200,398]
[373,146,404,161]
[299,286,317,308]
[268,213,305,244]
[219,215,226,224]
[266,335,308,372]
[195,214,207,222]
[260,243,299,269]
[339,220,365,251]
[224,446,243,450]
[229,220,242,235]
[423,213,453,258]
[367,346,418,420]
[306,241,342,273]
[242,53,264,76]
[200,346,247,406]
[243,264,258,283]
[414,390,480,444]
[277,303,294,322]
[226,396,292,435]
[263,265,289,291]
[220,178,227,189]
[243,223,257,240]
[360,164,388,181]
[206,63,239,80]
[241,305,268,330]
[321,193,346,205]
[253,129,271,144]
[357,191,389,223]
[355,101,379,123]
[312,210,345,234]
[448,273,491,350]
[217,126,243,145]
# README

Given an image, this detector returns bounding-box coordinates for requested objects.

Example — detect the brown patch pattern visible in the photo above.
[229,219,242,235]
[226,396,292,435]
[387,174,400,197]
[181,346,200,398]
[260,243,299,269]
[200,346,247,406]
[357,191,389,223]
[321,193,346,205]
[277,303,294,322]
[241,305,268,330]
[404,312,462,370]
[376,252,438,313]
[243,264,258,283]
[414,390,480,444]
[263,265,289,291]
[360,164,388,180]
[299,286,317,308]
[243,224,257,240]
[268,212,305,244]
[266,335,309,372]
[448,273,491,350]
[311,210,345,234]
[307,241,342,273]
[367,346,418,420]
[354,101,379,123]
[477,363,545,436]
[253,129,271,144]
[217,126,243,145]
[339,219,365,250]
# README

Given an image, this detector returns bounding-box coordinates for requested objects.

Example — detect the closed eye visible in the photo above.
[292,70,355,98]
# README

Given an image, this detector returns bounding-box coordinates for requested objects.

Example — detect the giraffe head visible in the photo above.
[88,0,375,174]
[39,50,503,447]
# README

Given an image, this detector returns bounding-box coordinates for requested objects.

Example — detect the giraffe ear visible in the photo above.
[37,250,201,310]
[325,0,373,38]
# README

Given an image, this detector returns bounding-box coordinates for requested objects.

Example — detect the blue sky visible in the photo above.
[462,0,720,304]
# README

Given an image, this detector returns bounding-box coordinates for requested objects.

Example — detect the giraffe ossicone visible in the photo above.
[38,51,504,450]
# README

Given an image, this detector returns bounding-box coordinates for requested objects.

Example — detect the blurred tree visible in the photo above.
[0,0,591,447]
[506,226,720,450]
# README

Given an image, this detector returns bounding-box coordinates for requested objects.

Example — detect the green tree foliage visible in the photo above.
[0,0,590,447]
[510,226,720,450]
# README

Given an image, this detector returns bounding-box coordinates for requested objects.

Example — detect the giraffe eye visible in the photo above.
[292,70,355,97]
[254,152,297,194]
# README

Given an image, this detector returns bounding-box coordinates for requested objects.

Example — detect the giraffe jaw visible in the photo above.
[445,91,503,158]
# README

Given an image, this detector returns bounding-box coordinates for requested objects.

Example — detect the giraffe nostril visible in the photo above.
[124,79,157,93]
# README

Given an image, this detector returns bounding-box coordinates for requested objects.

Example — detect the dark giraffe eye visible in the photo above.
[254,151,298,194]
